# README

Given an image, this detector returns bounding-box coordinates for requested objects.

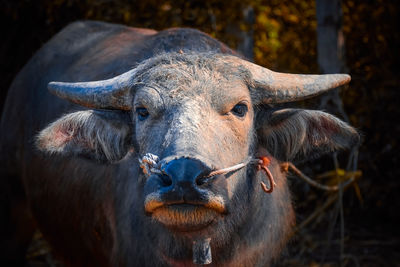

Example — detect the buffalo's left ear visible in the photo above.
[36,110,132,163]
[257,108,360,161]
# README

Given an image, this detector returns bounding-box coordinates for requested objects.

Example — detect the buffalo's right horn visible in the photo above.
[48,69,136,110]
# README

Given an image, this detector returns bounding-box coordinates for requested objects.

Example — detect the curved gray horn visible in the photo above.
[48,69,137,110]
[223,56,351,103]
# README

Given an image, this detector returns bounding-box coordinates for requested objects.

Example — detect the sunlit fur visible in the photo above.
[130,52,253,96]
[36,110,131,162]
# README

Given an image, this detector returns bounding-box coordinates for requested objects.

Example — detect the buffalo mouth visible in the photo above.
[145,195,226,232]
[152,204,219,231]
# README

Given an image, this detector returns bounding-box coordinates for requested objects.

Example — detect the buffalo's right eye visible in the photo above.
[136,107,149,121]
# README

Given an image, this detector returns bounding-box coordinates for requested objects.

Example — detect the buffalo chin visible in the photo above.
[151,204,219,232]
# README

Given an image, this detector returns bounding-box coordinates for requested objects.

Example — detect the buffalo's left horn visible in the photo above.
[224,56,351,103]
[48,69,136,110]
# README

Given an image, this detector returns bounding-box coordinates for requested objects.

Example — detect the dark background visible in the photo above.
[1,0,399,266]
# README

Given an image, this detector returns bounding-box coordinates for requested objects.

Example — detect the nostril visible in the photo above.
[195,174,207,186]
[195,172,218,187]
[160,174,173,187]
[196,177,204,186]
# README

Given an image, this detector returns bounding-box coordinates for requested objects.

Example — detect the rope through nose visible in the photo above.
[138,153,275,193]
[205,157,255,177]
[206,156,276,193]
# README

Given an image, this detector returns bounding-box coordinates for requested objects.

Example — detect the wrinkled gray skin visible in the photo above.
[0,21,359,267]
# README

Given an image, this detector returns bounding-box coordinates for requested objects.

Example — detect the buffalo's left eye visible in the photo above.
[136,107,149,121]
[231,103,248,117]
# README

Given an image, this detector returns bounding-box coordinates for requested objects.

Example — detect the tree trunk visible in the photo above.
[316,0,348,122]
[237,6,254,61]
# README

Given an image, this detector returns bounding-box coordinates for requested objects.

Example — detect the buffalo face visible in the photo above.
[132,64,255,235]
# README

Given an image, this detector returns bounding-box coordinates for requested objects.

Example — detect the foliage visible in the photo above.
[253,0,318,73]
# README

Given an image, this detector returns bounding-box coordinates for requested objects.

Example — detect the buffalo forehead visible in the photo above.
[135,76,250,112]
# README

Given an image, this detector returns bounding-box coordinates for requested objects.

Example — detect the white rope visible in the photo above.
[139,153,257,178]
[206,157,260,177]
[139,153,162,176]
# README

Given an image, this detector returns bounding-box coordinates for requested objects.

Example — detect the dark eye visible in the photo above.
[136,107,149,121]
[231,103,248,117]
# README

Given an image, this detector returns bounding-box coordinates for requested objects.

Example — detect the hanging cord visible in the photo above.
[139,153,276,193]
[281,162,358,192]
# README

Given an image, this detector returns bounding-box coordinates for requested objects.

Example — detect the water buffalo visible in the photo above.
[0,21,359,266]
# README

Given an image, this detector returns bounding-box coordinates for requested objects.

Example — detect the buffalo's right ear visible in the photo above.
[36,110,133,163]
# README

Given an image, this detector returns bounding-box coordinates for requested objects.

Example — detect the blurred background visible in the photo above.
[1,0,399,266]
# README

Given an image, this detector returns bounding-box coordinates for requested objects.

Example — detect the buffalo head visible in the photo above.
[36,52,358,265]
